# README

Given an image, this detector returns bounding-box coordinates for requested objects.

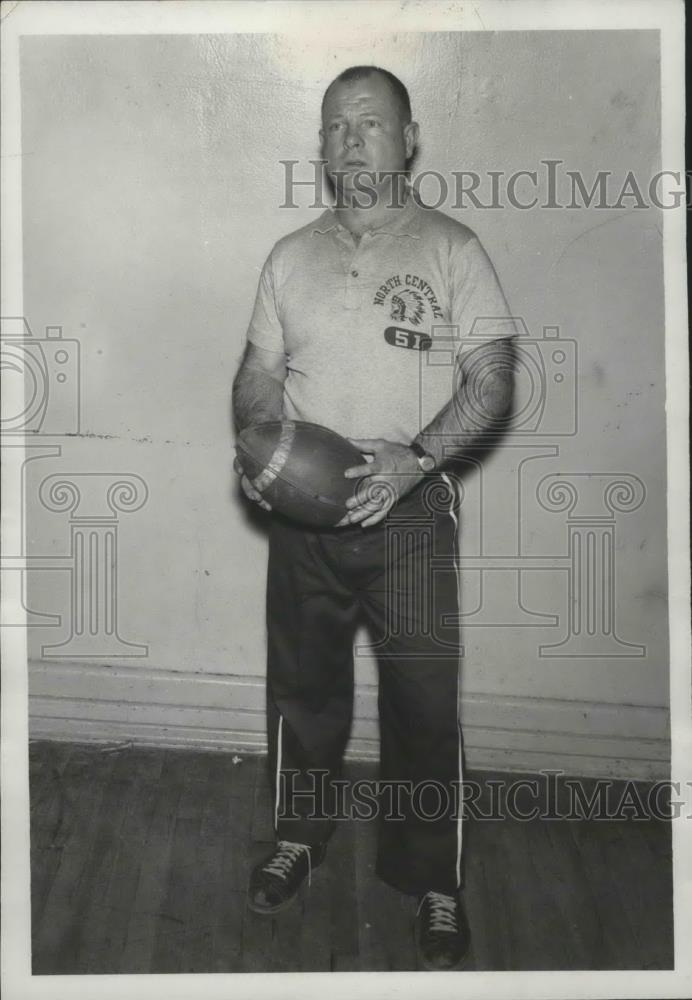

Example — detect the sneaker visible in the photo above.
[247,839,326,915]
[415,890,471,971]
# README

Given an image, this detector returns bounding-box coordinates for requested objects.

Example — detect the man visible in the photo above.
[232,65,516,971]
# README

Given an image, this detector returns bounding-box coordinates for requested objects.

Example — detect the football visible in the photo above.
[236,420,365,527]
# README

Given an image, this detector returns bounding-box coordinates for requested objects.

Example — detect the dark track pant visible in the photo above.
[264,475,465,895]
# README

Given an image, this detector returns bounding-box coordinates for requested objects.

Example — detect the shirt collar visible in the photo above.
[312,192,421,240]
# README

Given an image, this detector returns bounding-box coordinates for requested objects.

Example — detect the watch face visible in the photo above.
[420,454,436,472]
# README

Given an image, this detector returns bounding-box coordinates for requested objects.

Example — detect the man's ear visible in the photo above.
[404,120,420,159]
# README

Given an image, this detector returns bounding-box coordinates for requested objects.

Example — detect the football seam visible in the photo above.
[266,469,350,512]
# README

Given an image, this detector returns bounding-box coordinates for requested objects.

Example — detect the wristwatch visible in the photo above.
[409,440,437,473]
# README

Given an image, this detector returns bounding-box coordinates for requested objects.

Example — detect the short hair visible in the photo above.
[321,66,412,124]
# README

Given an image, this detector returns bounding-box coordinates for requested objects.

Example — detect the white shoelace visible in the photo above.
[262,840,314,887]
[416,891,458,933]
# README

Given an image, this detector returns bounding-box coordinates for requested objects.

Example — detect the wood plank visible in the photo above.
[506,817,571,969]
[78,748,166,972]
[326,800,360,970]
[182,755,248,972]
[595,818,673,969]
[296,839,335,972]
[29,740,73,821]
[239,896,274,972]
[31,748,125,973]
[226,751,261,797]
[518,816,596,969]
[540,817,609,969]
[150,752,211,972]
[29,742,76,920]
[353,811,416,971]
[250,756,275,844]
[218,785,255,893]
[461,815,514,971]
[264,902,305,972]
[63,748,145,972]
[497,808,625,970]
[633,820,673,968]
[31,745,106,966]
[566,817,644,968]
[119,757,182,972]
[211,889,245,973]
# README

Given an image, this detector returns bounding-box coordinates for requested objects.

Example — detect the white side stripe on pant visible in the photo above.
[441,472,464,889]
[274,713,284,832]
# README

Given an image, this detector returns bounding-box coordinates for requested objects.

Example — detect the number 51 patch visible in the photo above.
[384,326,432,351]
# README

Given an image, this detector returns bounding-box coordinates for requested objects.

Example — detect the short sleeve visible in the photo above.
[450,236,519,343]
[246,253,285,353]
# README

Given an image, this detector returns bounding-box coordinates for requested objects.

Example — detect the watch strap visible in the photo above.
[409,440,436,471]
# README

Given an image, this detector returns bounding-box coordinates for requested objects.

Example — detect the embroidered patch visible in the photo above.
[390,289,425,327]
[384,326,432,351]
[373,273,444,322]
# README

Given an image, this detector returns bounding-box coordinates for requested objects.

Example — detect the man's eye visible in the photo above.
[329,122,344,132]
[364,119,381,128]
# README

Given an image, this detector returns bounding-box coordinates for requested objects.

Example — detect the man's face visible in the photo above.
[320,73,418,198]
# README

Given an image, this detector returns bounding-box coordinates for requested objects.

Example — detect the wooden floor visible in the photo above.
[29,741,673,974]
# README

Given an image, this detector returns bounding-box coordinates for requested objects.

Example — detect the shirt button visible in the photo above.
[351,269,359,277]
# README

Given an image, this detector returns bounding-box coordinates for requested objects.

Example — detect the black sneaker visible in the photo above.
[247,840,326,915]
[415,890,471,971]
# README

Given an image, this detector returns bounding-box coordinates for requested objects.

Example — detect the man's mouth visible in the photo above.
[343,160,367,168]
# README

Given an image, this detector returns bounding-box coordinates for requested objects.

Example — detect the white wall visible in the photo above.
[19,30,669,777]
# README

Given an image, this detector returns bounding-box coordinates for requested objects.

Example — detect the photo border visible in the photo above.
[1,2,689,998]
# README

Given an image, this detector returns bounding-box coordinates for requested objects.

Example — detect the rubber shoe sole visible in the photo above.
[246,884,306,916]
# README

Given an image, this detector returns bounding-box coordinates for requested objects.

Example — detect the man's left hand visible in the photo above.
[338,438,423,527]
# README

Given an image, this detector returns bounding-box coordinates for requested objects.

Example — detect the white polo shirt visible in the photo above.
[246,197,517,442]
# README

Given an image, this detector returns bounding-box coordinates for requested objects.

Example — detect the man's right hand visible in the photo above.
[234,456,272,512]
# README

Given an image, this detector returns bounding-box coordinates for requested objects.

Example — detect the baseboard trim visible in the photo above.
[28,660,670,780]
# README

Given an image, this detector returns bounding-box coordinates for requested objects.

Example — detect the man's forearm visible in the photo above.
[232,364,284,433]
[413,338,515,466]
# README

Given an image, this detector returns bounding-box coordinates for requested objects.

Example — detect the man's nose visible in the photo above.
[343,123,362,149]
